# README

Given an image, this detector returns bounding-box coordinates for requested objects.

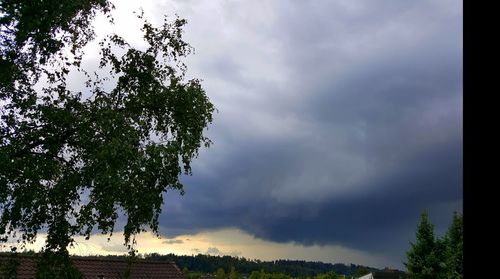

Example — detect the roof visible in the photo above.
[357,271,407,279]
[0,255,187,279]
[358,273,374,279]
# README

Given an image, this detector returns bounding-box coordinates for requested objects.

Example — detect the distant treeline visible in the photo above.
[2,251,382,277]
[140,253,378,277]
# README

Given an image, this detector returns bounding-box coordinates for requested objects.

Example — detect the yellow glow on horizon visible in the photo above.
[0,228,396,269]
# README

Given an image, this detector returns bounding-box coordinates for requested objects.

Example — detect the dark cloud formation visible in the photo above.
[141,0,463,267]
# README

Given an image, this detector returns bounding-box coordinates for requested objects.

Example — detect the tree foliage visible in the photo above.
[405,212,446,278]
[249,269,295,279]
[443,212,463,279]
[405,212,463,279]
[313,271,337,279]
[215,267,226,279]
[143,253,374,278]
[352,267,370,278]
[0,0,214,261]
[229,266,238,279]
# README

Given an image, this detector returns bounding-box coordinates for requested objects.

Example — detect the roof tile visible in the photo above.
[0,255,187,279]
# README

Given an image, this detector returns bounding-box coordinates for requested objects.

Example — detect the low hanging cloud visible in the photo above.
[206,247,222,255]
[163,239,185,245]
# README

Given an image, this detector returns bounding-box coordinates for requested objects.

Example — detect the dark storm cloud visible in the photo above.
[160,134,461,262]
[149,0,462,266]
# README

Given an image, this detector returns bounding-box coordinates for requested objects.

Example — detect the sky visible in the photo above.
[4,0,463,270]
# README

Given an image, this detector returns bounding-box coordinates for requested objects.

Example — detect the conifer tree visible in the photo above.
[405,212,446,278]
[443,212,463,279]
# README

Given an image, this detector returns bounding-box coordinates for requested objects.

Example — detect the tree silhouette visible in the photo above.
[405,212,450,279]
[1,1,214,276]
[443,212,463,279]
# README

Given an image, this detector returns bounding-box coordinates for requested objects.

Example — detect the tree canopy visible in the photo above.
[215,267,226,279]
[0,0,214,262]
[405,211,463,279]
[142,253,372,278]
[443,212,463,279]
[352,267,370,278]
[405,212,446,278]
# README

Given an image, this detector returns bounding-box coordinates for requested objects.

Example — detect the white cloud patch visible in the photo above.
[164,239,185,245]
[206,247,221,255]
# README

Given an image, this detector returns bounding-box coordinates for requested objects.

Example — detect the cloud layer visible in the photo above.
[82,0,463,268]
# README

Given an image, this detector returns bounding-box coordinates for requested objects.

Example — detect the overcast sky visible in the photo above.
[58,0,463,270]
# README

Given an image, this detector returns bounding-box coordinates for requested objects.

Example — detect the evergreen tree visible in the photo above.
[405,212,446,279]
[443,212,463,279]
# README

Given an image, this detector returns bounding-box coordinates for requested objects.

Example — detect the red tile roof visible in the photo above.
[0,255,187,279]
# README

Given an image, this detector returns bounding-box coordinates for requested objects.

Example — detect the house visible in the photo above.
[357,271,407,279]
[0,254,187,279]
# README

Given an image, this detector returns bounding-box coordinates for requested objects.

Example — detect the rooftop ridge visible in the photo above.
[1,253,187,279]
[0,254,177,264]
